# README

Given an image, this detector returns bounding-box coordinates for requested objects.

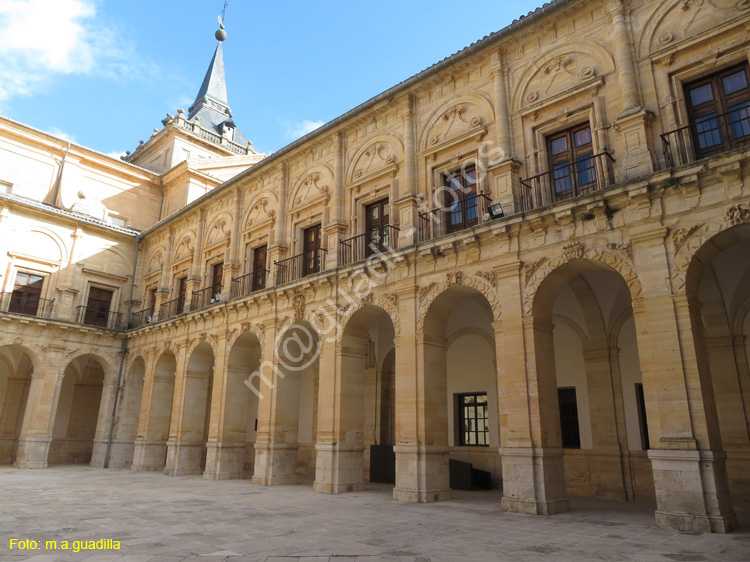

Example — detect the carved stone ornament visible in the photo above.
[737,0,750,10]
[672,225,701,249]
[475,271,496,285]
[580,67,595,79]
[292,292,306,321]
[446,271,463,288]
[726,204,750,227]
[526,91,539,103]
[523,258,548,285]
[562,242,584,261]
[418,283,437,302]
[658,32,674,45]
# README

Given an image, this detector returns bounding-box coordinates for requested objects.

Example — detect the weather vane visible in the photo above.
[216,1,229,41]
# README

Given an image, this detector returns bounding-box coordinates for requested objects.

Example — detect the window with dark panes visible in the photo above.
[457,393,489,446]
[9,272,43,315]
[211,262,224,296]
[252,245,267,292]
[558,387,581,449]
[84,287,113,328]
[547,124,595,198]
[303,225,322,276]
[685,64,750,157]
[365,199,390,256]
[444,165,478,234]
[176,277,187,313]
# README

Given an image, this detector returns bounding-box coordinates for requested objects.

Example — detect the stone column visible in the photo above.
[155,230,175,319]
[164,340,207,477]
[269,166,290,284]
[653,57,678,132]
[223,188,243,300]
[14,345,65,468]
[314,336,366,494]
[252,321,299,486]
[608,0,640,114]
[392,287,451,503]
[184,210,206,312]
[90,372,119,469]
[397,95,421,248]
[491,53,512,160]
[326,134,349,270]
[631,228,737,533]
[204,332,245,480]
[494,262,569,515]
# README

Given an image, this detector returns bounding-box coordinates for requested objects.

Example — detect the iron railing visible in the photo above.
[159,297,183,321]
[191,285,223,311]
[0,292,54,319]
[231,270,268,299]
[339,225,399,267]
[76,306,123,330]
[418,192,491,243]
[275,248,327,285]
[662,108,750,168]
[130,307,154,329]
[520,152,615,212]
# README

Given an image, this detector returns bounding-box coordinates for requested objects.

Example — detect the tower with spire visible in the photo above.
[123,14,263,215]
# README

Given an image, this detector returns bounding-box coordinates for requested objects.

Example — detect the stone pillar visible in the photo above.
[164,340,209,477]
[223,188,243,300]
[204,332,245,480]
[397,95,421,248]
[132,347,182,472]
[14,346,65,468]
[631,229,737,533]
[314,337,366,494]
[653,57,678,132]
[494,262,569,515]
[392,288,451,503]
[89,374,119,469]
[269,166,290,284]
[252,322,299,486]
[608,0,640,114]
[325,134,349,270]
[184,210,206,312]
[491,54,512,160]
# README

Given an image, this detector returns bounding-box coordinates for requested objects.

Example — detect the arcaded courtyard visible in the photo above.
[1,467,749,562]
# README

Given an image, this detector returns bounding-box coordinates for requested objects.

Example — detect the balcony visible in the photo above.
[0,292,54,319]
[418,192,491,243]
[76,306,123,330]
[339,225,399,267]
[230,270,268,299]
[520,152,615,213]
[159,297,184,321]
[662,108,750,168]
[274,248,327,285]
[130,307,154,329]
[191,285,224,311]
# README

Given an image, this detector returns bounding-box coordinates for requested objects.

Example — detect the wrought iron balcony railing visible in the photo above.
[130,307,154,329]
[159,297,184,321]
[274,248,327,285]
[231,270,268,299]
[191,286,224,311]
[418,192,491,243]
[520,152,615,213]
[339,225,399,267]
[76,306,123,330]
[662,108,750,168]
[0,292,54,319]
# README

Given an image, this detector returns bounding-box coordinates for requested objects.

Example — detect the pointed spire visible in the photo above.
[189,42,229,118]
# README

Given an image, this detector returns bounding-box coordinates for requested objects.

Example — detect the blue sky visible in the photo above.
[0,0,543,157]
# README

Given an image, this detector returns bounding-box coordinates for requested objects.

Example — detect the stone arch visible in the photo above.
[512,40,616,112]
[523,242,642,317]
[172,232,196,264]
[0,343,41,376]
[25,226,67,263]
[145,246,166,274]
[418,93,495,152]
[242,191,278,232]
[334,294,401,345]
[205,212,233,247]
[60,351,112,384]
[417,270,500,332]
[185,333,219,361]
[347,134,404,184]
[290,165,334,211]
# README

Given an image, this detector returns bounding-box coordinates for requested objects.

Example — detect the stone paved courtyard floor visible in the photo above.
[1,467,749,561]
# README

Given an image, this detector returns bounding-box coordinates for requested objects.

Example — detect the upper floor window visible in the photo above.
[83,287,114,328]
[252,246,267,292]
[365,199,391,256]
[211,262,224,297]
[444,165,479,234]
[303,224,322,277]
[547,124,595,199]
[686,64,750,158]
[8,272,44,316]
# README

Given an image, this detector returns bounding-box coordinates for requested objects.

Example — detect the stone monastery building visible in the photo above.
[1,0,750,535]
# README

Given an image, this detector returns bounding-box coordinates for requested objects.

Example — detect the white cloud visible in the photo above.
[283,119,325,141]
[0,0,154,105]
[45,127,76,143]
[104,151,125,160]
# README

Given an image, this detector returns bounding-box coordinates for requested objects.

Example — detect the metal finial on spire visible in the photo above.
[215,1,228,41]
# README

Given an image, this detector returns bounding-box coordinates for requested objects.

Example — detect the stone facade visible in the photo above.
[1,0,750,535]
